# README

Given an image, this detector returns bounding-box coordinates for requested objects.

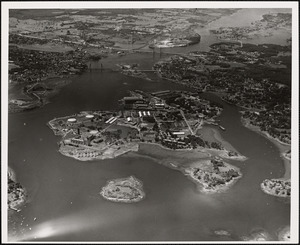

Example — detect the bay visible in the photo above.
[8,8,291,241]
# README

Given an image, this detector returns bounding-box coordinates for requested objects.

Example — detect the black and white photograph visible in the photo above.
[1,1,299,243]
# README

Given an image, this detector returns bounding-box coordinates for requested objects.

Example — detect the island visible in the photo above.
[8,167,26,212]
[100,176,145,203]
[261,179,291,198]
[48,90,246,193]
[184,157,241,193]
[7,7,294,243]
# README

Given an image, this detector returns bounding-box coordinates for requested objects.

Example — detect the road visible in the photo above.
[180,109,194,135]
[194,119,204,133]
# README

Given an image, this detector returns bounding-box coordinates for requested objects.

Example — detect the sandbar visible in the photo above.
[135,143,242,194]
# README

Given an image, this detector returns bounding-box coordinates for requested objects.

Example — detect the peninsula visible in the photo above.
[48,90,246,193]
[153,41,291,197]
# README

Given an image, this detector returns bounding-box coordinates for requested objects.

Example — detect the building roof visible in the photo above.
[172,131,185,135]
[123,97,141,101]
[67,118,77,122]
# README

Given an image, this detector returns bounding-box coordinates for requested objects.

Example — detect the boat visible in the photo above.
[219,125,226,131]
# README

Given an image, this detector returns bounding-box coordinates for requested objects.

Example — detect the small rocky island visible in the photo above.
[184,157,241,193]
[100,176,145,203]
[261,179,291,197]
[8,168,26,211]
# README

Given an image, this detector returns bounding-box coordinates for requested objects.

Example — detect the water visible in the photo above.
[8,9,290,241]
[207,8,292,29]
[8,66,290,241]
[159,8,292,52]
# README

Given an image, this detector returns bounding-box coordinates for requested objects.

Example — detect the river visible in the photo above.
[143,8,291,53]
[7,8,291,242]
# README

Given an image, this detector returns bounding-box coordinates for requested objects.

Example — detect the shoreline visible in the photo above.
[100,176,145,203]
[196,125,247,161]
[260,179,291,198]
[139,141,247,162]
[183,159,242,194]
[134,143,243,194]
[7,166,27,212]
[241,117,291,180]
[59,142,139,161]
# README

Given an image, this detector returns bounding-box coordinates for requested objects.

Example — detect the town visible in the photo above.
[8,8,240,113]
[153,41,291,146]
[9,43,89,112]
[48,89,246,193]
[48,89,244,162]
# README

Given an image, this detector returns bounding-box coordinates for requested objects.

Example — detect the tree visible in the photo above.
[211,142,222,150]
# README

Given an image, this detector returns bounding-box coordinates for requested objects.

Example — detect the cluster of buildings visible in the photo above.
[49,89,225,155]
[9,45,88,84]
[154,41,291,146]
[119,90,223,149]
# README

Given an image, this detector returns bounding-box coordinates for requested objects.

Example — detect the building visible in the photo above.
[110,117,118,124]
[123,97,144,103]
[105,117,115,124]
[67,118,77,126]
[70,138,86,146]
[85,114,94,120]
[172,131,185,139]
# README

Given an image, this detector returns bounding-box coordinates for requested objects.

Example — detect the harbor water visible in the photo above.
[7,8,291,241]
[8,66,289,241]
